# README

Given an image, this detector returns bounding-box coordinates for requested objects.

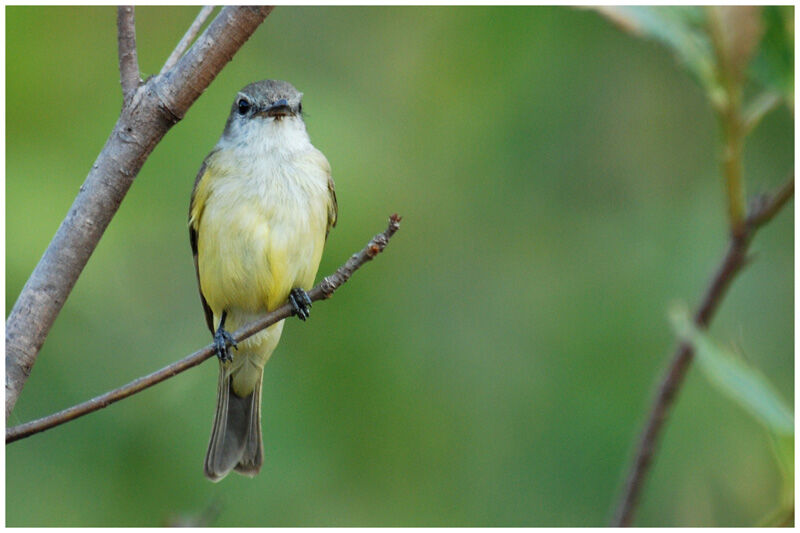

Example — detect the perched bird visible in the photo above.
[189,80,337,481]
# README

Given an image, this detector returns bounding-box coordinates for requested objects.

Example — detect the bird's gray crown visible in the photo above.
[235,80,301,111]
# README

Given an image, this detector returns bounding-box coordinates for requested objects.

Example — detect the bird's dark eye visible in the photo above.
[298,102,303,114]
[237,98,251,115]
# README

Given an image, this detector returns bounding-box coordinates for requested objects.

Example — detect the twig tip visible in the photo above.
[387,213,402,235]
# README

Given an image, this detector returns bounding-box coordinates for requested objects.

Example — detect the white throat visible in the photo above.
[218,115,312,158]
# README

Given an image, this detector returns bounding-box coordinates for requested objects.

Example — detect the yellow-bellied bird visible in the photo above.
[189,80,337,481]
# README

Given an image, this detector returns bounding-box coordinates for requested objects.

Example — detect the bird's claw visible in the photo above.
[289,288,312,321]
[214,327,237,362]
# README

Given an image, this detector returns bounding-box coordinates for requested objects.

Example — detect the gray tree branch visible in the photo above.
[5,6,274,421]
[117,6,140,99]
[6,215,401,444]
[160,6,215,74]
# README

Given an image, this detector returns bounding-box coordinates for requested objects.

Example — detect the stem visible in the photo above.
[117,6,140,100]
[708,6,748,239]
[721,89,747,238]
[612,177,793,526]
[742,92,782,136]
[160,6,215,74]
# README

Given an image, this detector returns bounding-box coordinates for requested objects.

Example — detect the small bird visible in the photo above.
[189,80,337,481]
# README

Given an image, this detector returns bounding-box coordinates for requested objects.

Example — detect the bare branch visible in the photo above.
[5,6,273,421]
[117,6,140,99]
[746,176,795,229]
[160,6,215,75]
[612,177,794,526]
[6,215,401,444]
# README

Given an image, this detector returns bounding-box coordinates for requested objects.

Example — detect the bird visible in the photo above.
[189,80,337,481]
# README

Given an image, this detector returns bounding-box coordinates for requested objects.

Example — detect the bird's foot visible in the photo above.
[214,311,238,362]
[289,288,312,321]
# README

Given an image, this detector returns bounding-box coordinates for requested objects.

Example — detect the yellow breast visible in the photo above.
[193,149,330,317]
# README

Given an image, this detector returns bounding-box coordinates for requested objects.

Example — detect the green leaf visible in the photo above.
[670,305,794,526]
[708,6,763,86]
[749,6,794,108]
[769,431,795,507]
[592,7,721,97]
[757,503,795,527]
[669,304,794,436]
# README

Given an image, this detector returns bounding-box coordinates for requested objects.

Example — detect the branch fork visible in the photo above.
[117,6,141,102]
[6,6,274,421]
[613,176,793,526]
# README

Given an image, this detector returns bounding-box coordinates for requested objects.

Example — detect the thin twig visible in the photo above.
[160,6,215,74]
[117,6,140,99]
[6,215,401,444]
[707,7,752,240]
[5,6,273,421]
[746,178,795,229]
[612,176,793,526]
[742,91,782,136]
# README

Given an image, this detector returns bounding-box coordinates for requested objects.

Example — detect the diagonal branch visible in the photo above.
[160,6,215,74]
[5,6,273,422]
[612,176,794,526]
[117,6,140,99]
[746,178,795,229]
[6,215,401,444]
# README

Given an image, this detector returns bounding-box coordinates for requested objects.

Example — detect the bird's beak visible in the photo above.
[263,99,292,118]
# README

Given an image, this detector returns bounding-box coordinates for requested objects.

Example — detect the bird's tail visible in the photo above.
[204,361,264,482]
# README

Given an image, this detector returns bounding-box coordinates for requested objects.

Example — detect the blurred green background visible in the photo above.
[6,6,793,527]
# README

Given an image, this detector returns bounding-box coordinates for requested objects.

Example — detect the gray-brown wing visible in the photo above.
[326,174,338,238]
[189,154,216,334]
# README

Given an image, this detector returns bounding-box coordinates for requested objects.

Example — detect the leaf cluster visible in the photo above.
[594,6,793,117]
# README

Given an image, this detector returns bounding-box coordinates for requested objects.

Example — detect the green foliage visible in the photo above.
[598,6,794,525]
[769,431,795,508]
[669,305,793,436]
[669,305,794,517]
[595,6,794,115]
[750,6,795,108]
[592,7,720,100]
